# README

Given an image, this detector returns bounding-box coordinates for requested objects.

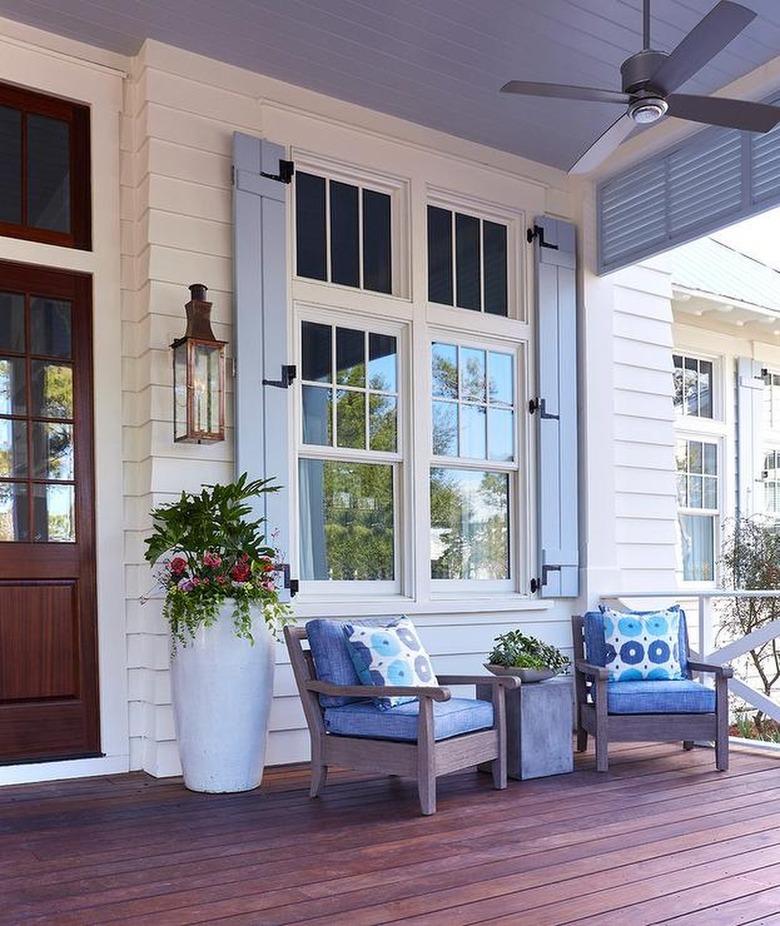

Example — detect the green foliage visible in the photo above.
[144,473,291,647]
[487,629,569,672]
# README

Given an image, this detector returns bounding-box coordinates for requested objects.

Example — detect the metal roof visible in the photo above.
[671,235,780,313]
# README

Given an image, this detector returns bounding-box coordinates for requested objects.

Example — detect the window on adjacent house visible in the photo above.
[427,206,508,316]
[295,172,392,294]
[676,438,718,582]
[673,354,713,418]
[429,341,516,584]
[297,319,400,587]
[0,83,90,249]
[765,371,780,431]
[763,449,780,517]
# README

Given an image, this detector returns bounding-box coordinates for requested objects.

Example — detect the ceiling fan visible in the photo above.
[501,0,780,174]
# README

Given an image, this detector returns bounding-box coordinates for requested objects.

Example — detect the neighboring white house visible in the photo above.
[0,12,779,786]
[670,236,780,586]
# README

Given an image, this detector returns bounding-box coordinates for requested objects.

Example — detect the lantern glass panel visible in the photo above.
[173,342,188,441]
[193,342,221,437]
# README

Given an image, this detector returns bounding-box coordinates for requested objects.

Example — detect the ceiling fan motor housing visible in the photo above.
[620,49,667,94]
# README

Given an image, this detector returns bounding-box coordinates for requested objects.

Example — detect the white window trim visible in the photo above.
[675,431,723,589]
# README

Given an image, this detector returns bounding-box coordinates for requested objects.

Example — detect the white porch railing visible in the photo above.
[600,591,780,747]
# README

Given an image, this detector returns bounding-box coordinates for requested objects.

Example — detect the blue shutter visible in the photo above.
[533,216,579,598]
[232,132,294,593]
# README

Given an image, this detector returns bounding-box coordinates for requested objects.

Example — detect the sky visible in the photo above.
[713,208,780,271]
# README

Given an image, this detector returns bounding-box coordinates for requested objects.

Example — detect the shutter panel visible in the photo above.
[751,107,780,206]
[533,216,579,598]
[233,132,293,592]
[736,357,765,519]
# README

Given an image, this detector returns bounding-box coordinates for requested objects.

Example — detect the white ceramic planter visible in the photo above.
[170,602,275,793]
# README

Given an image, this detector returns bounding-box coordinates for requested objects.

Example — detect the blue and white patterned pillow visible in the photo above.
[601,607,684,682]
[343,618,438,710]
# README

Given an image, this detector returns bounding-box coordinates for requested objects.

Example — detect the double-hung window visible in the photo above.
[763,450,780,518]
[676,438,719,582]
[297,316,402,593]
[429,340,518,589]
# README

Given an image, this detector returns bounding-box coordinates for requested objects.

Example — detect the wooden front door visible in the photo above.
[0,260,98,763]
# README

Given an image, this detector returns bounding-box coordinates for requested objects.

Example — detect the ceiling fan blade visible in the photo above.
[667,94,780,132]
[500,81,629,105]
[568,114,635,175]
[650,1,756,95]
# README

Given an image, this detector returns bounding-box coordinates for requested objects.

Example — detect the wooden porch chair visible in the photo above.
[572,613,733,773]
[284,623,519,815]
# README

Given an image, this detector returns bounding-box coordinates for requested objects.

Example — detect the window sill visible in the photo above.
[292,594,553,619]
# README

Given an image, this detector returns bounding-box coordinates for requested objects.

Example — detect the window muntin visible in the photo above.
[427,206,508,316]
[0,83,90,250]
[295,172,392,295]
[673,353,713,418]
[763,449,780,517]
[298,317,401,589]
[676,438,718,582]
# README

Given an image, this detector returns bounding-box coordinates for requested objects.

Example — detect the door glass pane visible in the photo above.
[335,389,365,449]
[488,407,514,461]
[427,206,453,305]
[368,333,396,393]
[0,106,21,225]
[31,361,73,418]
[298,459,394,580]
[369,394,397,452]
[455,213,481,311]
[483,221,507,316]
[684,357,699,416]
[301,321,332,383]
[679,514,714,581]
[32,422,73,480]
[699,361,713,418]
[336,327,365,387]
[460,404,487,459]
[363,189,391,294]
[32,483,75,542]
[330,180,359,288]
[488,352,513,406]
[302,385,332,446]
[0,482,28,541]
[430,467,509,579]
[460,348,486,402]
[27,114,70,233]
[431,342,457,398]
[295,172,327,281]
[0,292,24,353]
[432,401,458,456]
[30,297,71,358]
[0,418,27,476]
[0,357,26,415]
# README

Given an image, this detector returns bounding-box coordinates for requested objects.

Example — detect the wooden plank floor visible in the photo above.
[2,743,780,925]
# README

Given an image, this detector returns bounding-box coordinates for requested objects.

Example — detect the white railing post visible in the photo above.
[699,595,714,662]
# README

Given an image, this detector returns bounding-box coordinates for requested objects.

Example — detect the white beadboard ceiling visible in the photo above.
[1,0,780,170]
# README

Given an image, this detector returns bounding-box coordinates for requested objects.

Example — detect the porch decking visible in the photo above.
[3,745,780,926]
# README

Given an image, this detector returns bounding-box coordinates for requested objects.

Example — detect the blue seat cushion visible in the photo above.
[584,606,689,678]
[600,679,715,714]
[323,697,494,742]
[306,618,401,708]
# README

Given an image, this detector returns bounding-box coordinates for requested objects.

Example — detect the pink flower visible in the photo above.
[261,578,276,592]
[203,552,222,568]
[170,557,187,575]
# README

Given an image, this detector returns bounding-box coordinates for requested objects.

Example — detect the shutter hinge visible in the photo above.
[263,364,297,389]
[528,397,560,420]
[260,159,295,185]
[281,564,299,598]
[530,564,561,594]
[527,225,559,250]
[760,367,771,384]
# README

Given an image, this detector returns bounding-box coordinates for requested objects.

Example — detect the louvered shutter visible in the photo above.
[232,132,294,592]
[533,216,579,598]
[598,98,780,274]
[736,358,766,519]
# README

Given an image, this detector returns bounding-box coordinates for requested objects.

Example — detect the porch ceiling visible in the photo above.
[2,0,780,170]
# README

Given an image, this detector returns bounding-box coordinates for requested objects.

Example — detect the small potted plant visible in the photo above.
[485,630,569,683]
[144,473,291,793]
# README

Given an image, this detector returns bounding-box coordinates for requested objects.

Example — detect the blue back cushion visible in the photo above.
[306,618,401,708]
[584,607,689,677]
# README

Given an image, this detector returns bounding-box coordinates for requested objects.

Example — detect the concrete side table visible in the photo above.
[478,676,574,780]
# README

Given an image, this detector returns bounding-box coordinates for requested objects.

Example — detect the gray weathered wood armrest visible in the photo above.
[305,680,452,702]
[687,660,734,679]
[437,674,521,689]
[575,660,609,680]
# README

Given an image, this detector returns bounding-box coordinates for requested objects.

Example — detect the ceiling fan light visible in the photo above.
[629,97,668,124]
